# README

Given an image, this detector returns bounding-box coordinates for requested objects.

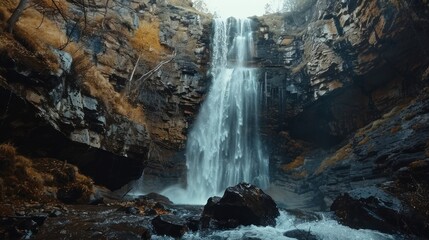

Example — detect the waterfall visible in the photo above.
[162,18,269,204]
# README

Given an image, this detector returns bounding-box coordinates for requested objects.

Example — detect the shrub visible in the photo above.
[131,19,168,65]
[0,143,17,172]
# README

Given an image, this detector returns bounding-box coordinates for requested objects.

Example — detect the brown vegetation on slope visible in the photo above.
[131,19,169,66]
[0,143,94,204]
[0,0,146,125]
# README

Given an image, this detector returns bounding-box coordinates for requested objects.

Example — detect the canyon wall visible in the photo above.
[0,0,210,189]
[1,0,428,218]
[256,0,429,210]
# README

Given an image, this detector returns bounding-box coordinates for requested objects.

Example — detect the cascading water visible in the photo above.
[162,18,269,204]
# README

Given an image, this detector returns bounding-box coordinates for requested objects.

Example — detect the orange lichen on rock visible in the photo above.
[357,135,370,146]
[281,156,305,172]
[315,143,352,175]
[291,170,309,180]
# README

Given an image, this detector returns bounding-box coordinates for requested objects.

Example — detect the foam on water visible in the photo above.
[181,211,396,240]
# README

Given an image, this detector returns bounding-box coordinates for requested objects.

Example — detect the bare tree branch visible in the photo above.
[129,56,141,82]
[101,0,110,30]
[6,0,29,33]
[136,51,176,82]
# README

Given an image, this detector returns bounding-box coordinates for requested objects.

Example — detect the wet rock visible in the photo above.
[88,196,104,205]
[284,229,319,240]
[144,208,157,216]
[141,227,151,240]
[256,0,429,149]
[57,186,86,204]
[286,209,322,224]
[138,192,173,205]
[201,183,280,229]
[49,210,63,217]
[185,216,200,232]
[151,214,189,238]
[331,187,429,237]
[0,215,47,239]
[116,206,141,215]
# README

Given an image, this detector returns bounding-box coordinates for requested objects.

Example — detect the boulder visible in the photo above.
[138,192,173,205]
[151,215,189,238]
[284,229,319,240]
[331,187,429,237]
[201,183,279,229]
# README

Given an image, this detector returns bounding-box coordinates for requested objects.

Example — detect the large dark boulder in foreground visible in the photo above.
[331,187,429,237]
[151,215,189,238]
[201,183,279,229]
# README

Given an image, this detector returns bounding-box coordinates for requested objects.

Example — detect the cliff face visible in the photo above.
[257,0,429,145]
[1,0,428,217]
[0,0,210,189]
[255,0,429,211]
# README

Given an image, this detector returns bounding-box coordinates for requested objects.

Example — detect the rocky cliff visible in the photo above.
[1,1,429,228]
[255,0,429,215]
[0,0,210,189]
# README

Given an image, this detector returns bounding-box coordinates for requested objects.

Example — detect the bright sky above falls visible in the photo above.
[201,0,285,17]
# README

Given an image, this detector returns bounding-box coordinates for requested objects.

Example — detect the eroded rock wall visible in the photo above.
[257,0,429,145]
[257,0,429,210]
[0,0,210,189]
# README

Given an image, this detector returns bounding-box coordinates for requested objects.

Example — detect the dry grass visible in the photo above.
[0,143,96,203]
[0,33,55,75]
[131,19,168,65]
[0,143,45,200]
[82,66,146,124]
[357,136,370,146]
[0,142,16,159]
[1,2,146,124]
[98,52,117,67]
[291,170,308,180]
[36,0,69,14]
[0,143,17,174]
[168,0,192,7]
[356,105,405,137]
[282,155,305,172]
[315,143,352,175]
[291,61,308,74]
[0,0,19,10]
[6,5,73,72]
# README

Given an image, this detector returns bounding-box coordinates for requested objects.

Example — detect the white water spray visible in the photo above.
[163,18,269,204]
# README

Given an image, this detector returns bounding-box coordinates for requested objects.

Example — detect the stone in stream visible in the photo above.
[138,192,173,205]
[151,215,189,238]
[201,183,280,229]
[331,187,429,237]
[284,229,320,240]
